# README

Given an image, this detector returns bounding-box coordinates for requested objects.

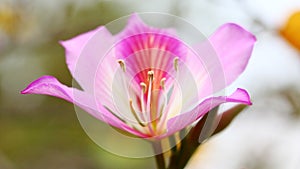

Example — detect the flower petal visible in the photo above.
[21,75,147,137]
[114,13,186,80]
[208,23,256,85]
[115,34,186,75]
[162,88,252,138]
[116,13,176,40]
[59,26,114,93]
[21,75,73,102]
[188,23,256,99]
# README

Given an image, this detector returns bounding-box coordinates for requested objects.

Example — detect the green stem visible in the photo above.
[152,141,166,169]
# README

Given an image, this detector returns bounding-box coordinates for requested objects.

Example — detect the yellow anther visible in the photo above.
[140,82,147,93]
[160,77,166,90]
[173,57,179,71]
[117,59,126,72]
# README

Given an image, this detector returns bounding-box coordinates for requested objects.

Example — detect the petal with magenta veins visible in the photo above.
[115,13,176,40]
[114,14,187,75]
[115,33,187,61]
[113,36,189,97]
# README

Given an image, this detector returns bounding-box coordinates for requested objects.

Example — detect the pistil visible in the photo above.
[140,82,147,121]
[146,70,155,134]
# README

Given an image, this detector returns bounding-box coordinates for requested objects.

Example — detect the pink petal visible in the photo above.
[114,13,187,82]
[116,13,176,40]
[161,88,252,138]
[115,33,186,75]
[59,26,114,93]
[21,75,147,137]
[208,23,256,86]
[189,23,256,99]
[115,33,186,60]
[21,75,74,102]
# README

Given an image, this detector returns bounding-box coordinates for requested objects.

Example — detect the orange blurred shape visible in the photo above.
[0,4,21,35]
[280,11,300,51]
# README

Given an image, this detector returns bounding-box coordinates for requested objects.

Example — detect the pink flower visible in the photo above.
[21,14,256,139]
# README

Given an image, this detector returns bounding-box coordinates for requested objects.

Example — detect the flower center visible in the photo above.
[115,57,180,136]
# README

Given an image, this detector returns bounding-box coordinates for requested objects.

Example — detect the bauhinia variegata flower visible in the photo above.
[21,14,256,140]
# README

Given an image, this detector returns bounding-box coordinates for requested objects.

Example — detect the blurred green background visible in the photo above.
[0,0,300,169]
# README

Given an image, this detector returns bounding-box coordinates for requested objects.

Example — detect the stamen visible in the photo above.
[116,59,130,100]
[140,82,147,94]
[160,77,166,90]
[117,59,126,72]
[103,105,126,123]
[129,99,145,127]
[173,57,179,71]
